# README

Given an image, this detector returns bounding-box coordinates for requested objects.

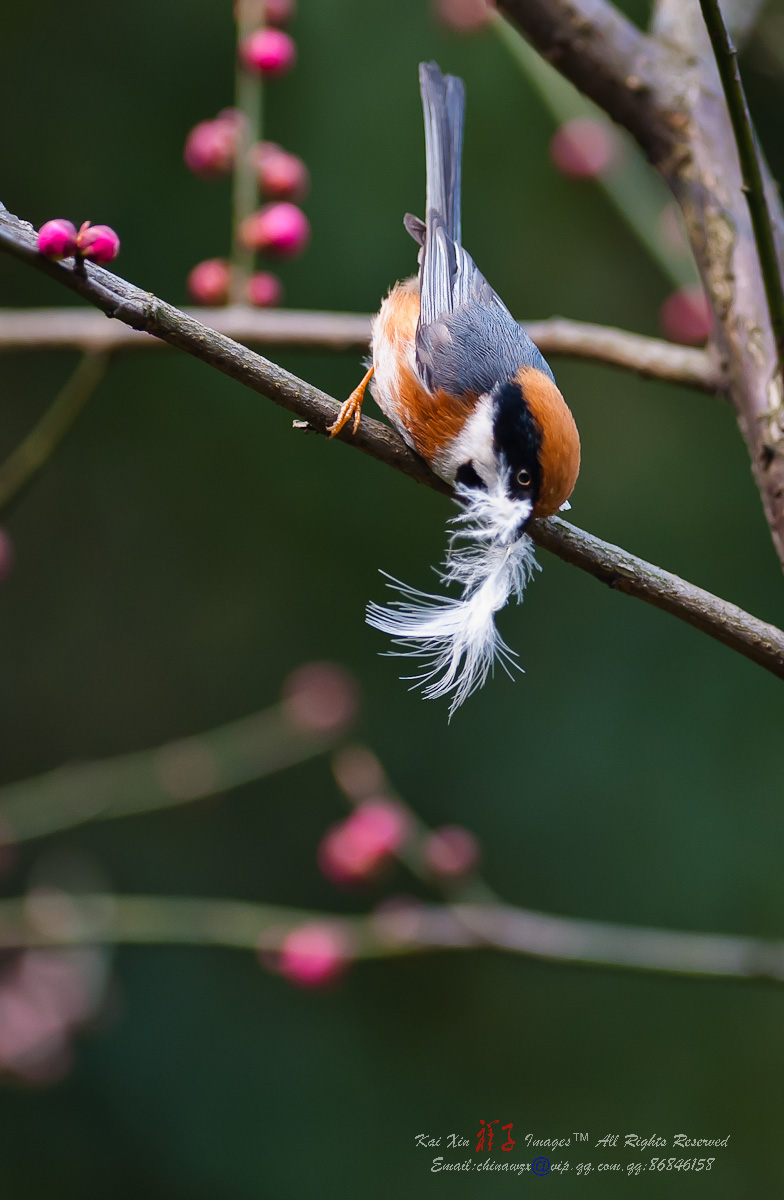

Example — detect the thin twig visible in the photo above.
[0,306,720,390]
[0,305,373,353]
[0,201,781,679]
[654,0,768,55]
[0,703,333,843]
[230,0,264,301]
[698,0,784,376]
[526,316,718,389]
[0,350,108,515]
[3,893,784,981]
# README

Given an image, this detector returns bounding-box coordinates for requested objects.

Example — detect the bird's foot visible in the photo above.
[328,365,374,438]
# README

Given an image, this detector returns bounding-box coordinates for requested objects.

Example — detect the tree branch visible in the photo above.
[698,0,784,375]
[3,892,784,981]
[496,0,677,158]
[0,702,332,843]
[497,0,784,571]
[0,305,374,353]
[0,307,719,390]
[527,316,718,389]
[1,201,782,679]
[653,0,767,54]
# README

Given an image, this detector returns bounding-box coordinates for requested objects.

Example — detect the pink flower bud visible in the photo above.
[187,258,231,306]
[254,144,310,201]
[659,286,713,345]
[550,118,617,180]
[277,922,352,988]
[184,118,238,179]
[240,28,297,78]
[76,223,120,264]
[422,825,480,879]
[318,799,410,886]
[350,799,409,857]
[239,202,310,257]
[246,271,283,307]
[318,824,366,885]
[266,0,296,25]
[432,0,494,32]
[281,662,358,734]
[37,219,78,260]
[0,529,15,582]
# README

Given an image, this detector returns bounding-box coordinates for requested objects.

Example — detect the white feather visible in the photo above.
[366,478,540,717]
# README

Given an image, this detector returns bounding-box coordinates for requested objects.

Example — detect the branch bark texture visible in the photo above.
[1,202,782,680]
[0,307,719,390]
[497,0,677,157]
[498,0,784,570]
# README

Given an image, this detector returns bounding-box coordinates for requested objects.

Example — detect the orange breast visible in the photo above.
[372,278,472,468]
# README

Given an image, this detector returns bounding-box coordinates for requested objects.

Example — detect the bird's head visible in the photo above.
[452,367,580,542]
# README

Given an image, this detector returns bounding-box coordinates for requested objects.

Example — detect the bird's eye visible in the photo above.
[516,469,532,488]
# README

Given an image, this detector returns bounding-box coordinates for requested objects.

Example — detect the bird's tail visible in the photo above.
[419,60,465,245]
[366,482,539,718]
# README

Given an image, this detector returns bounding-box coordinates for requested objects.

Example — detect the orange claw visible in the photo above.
[328,365,374,438]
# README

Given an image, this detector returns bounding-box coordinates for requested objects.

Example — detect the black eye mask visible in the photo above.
[492,380,543,503]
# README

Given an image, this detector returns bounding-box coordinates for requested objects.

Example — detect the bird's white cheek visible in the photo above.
[433,392,498,485]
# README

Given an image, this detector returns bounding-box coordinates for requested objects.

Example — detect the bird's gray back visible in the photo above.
[417,300,555,398]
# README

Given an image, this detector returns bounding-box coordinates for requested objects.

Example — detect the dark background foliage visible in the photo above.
[1,0,784,1194]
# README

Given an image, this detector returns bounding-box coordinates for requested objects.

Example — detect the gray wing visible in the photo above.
[417,299,555,398]
[415,62,553,398]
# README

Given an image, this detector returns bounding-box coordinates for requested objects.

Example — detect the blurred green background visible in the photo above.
[2,0,784,1194]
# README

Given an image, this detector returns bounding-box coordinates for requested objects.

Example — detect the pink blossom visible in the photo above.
[432,0,494,32]
[350,799,409,856]
[246,271,283,307]
[0,947,103,1084]
[239,202,310,257]
[659,287,713,346]
[240,28,297,78]
[187,258,231,306]
[422,825,480,879]
[277,923,352,988]
[254,143,310,201]
[550,118,617,180]
[184,118,239,179]
[282,662,359,735]
[76,223,120,264]
[318,799,410,885]
[37,219,77,260]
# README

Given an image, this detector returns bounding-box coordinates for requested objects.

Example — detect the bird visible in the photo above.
[328,61,580,716]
